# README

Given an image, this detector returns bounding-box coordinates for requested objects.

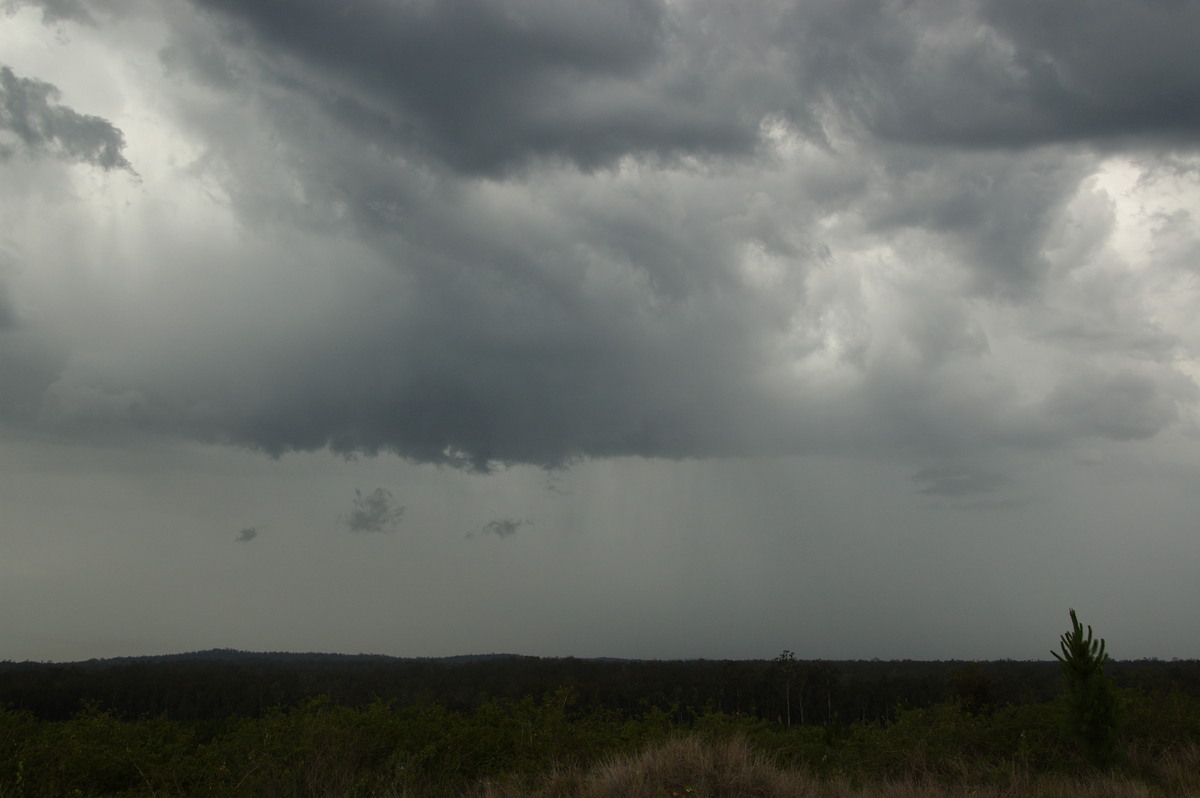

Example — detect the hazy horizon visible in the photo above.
[5,643,1144,666]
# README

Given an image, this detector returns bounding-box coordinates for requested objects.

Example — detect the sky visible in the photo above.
[2,0,1199,663]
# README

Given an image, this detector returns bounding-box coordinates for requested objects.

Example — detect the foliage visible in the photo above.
[0,653,1091,725]
[949,662,997,716]
[2,638,1199,796]
[1,684,1198,797]
[1052,609,1120,765]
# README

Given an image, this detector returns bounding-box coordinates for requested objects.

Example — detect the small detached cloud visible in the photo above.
[913,466,1012,498]
[0,65,133,171]
[340,488,404,533]
[468,518,531,540]
[235,526,258,542]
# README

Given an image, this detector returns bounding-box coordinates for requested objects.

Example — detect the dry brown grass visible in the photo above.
[476,736,820,798]
[471,736,1200,798]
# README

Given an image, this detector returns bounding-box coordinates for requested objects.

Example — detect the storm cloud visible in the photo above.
[182,0,771,174]
[3,0,1200,473]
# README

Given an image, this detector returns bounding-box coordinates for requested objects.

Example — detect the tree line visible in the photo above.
[2,649,1196,726]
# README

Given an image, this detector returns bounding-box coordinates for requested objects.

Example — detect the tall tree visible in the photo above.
[1052,608,1120,764]
[771,650,798,726]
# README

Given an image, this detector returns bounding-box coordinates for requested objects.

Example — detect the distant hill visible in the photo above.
[74,649,530,666]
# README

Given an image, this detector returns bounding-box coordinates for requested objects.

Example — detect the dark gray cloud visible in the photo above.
[3,0,1198,475]
[976,0,1200,146]
[37,94,804,467]
[100,0,1200,169]
[340,488,404,533]
[235,526,257,542]
[0,66,133,170]
[774,0,1200,150]
[182,0,772,175]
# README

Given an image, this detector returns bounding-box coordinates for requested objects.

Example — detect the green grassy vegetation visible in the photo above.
[1,685,1199,797]
[3,613,1197,796]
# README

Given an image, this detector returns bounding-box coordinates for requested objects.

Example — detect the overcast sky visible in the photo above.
[2,0,1199,663]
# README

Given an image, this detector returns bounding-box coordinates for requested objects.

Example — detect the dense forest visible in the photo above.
[2,650,1199,725]
[2,649,1199,796]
